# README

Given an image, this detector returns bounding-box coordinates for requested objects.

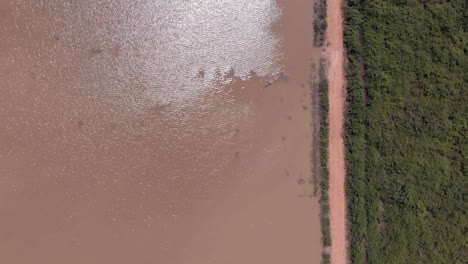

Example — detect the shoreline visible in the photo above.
[325,0,348,263]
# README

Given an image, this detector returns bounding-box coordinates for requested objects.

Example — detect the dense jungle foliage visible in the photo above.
[343,0,467,263]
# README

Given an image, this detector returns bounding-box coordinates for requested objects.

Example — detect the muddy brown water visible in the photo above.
[0,0,322,263]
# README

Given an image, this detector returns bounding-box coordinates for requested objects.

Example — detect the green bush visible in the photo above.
[322,253,331,264]
[318,60,332,258]
[314,0,327,47]
[344,0,468,263]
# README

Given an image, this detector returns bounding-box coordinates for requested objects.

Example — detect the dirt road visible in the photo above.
[326,0,348,263]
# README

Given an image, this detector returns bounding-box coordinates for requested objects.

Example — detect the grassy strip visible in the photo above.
[322,252,331,264]
[318,61,331,264]
[315,1,331,261]
[343,0,467,263]
[313,0,327,47]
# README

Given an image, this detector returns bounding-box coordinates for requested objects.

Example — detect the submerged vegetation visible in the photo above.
[344,0,467,263]
[314,0,327,47]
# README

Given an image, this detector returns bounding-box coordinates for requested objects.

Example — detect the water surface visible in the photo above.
[0,0,322,263]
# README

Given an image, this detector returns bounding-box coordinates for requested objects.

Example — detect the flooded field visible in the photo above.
[0,0,322,263]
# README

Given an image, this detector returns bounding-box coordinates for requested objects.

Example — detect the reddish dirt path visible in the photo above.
[326,0,348,263]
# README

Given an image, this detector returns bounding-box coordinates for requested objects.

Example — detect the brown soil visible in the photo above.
[325,0,349,263]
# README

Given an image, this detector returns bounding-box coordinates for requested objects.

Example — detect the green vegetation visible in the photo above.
[318,61,332,263]
[314,0,327,47]
[322,252,331,264]
[343,0,468,263]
